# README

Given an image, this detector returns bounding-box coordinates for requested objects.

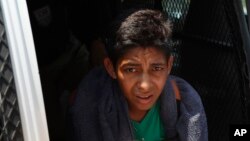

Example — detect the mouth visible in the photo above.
[136,95,153,104]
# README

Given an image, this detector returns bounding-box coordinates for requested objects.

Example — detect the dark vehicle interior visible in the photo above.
[25,0,250,141]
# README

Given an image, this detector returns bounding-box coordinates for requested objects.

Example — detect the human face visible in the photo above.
[115,47,173,120]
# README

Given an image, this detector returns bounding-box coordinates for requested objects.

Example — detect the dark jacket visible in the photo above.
[70,67,208,141]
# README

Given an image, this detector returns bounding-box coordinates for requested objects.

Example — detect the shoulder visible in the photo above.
[169,75,203,112]
[68,67,114,139]
[78,66,111,96]
[169,75,208,141]
[71,66,113,112]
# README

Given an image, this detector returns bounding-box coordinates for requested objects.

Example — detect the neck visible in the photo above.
[129,108,148,122]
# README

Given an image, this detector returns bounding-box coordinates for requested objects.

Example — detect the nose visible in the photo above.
[137,73,152,92]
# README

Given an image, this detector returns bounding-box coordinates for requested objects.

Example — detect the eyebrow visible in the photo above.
[121,62,166,67]
[151,63,166,66]
[122,63,141,67]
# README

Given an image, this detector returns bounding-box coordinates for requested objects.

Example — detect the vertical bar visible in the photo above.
[0,0,50,141]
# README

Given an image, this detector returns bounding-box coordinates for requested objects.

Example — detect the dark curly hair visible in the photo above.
[105,9,172,67]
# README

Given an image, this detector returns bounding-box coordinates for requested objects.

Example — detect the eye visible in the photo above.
[152,66,164,71]
[124,68,137,73]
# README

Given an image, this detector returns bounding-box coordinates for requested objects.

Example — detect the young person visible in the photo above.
[70,9,208,141]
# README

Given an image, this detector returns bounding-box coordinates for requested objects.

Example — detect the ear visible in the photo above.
[104,57,117,79]
[167,55,174,74]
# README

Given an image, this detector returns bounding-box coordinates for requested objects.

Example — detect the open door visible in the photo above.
[0,0,49,141]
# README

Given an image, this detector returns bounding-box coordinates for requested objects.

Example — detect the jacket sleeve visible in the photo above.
[173,76,208,141]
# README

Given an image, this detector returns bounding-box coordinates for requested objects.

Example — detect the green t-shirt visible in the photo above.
[131,102,165,141]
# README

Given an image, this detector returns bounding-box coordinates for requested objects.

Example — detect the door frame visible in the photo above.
[0,0,49,141]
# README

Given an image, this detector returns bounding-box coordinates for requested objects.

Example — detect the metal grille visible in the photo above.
[163,0,250,141]
[162,0,190,33]
[162,0,190,75]
[0,7,24,141]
